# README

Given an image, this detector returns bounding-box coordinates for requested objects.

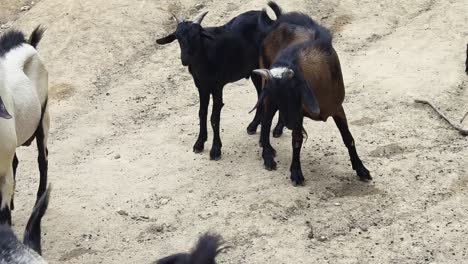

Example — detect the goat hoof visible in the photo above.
[246,123,258,135]
[210,147,222,161]
[356,167,372,181]
[272,128,283,138]
[264,159,277,171]
[193,140,206,153]
[290,169,305,186]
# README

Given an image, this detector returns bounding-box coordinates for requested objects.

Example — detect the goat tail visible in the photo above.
[267,1,283,19]
[28,25,46,49]
[191,233,224,264]
[23,185,51,256]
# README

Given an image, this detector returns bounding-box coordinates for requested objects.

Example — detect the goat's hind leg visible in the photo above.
[10,153,18,210]
[333,107,371,181]
[35,105,49,205]
[210,89,224,160]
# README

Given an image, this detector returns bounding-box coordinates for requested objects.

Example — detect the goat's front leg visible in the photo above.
[210,88,224,160]
[193,88,210,153]
[261,103,277,170]
[0,165,14,225]
[273,111,285,138]
[290,123,305,186]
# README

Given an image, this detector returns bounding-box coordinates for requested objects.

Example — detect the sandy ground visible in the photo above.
[3,0,468,263]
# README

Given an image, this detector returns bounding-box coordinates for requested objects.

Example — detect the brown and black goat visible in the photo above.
[252,11,371,185]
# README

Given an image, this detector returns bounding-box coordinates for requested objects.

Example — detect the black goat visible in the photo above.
[252,11,371,185]
[155,233,223,264]
[156,3,282,160]
[0,186,50,263]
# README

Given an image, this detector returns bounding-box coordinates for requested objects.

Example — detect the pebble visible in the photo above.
[20,6,31,11]
[334,202,341,206]
[114,154,121,159]
[117,209,128,216]
[160,198,169,205]
[317,236,327,242]
[1,24,10,29]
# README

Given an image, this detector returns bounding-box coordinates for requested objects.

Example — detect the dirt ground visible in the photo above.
[3,0,468,263]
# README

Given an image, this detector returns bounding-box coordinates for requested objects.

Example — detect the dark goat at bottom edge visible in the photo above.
[156,233,224,264]
[0,186,51,264]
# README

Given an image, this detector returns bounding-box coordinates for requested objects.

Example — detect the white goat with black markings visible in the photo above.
[0,26,49,225]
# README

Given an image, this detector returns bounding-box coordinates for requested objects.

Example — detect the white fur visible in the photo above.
[0,43,49,210]
[270,67,290,79]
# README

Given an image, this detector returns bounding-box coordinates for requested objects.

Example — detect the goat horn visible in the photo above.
[193,11,208,24]
[252,69,272,80]
[172,13,185,24]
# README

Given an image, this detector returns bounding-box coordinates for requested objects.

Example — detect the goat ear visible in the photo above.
[156,33,176,45]
[301,84,320,114]
[0,97,12,119]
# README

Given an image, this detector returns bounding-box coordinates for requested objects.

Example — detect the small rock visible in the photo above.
[160,198,169,205]
[195,4,205,10]
[334,202,341,206]
[117,209,128,216]
[317,236,327,242]
[20,6,31,11]
[1,24,10,29]
[114,154,121,159]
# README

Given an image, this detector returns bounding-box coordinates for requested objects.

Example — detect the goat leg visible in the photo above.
[210,89,223,160]
[290,123,305,186]
[333,108,371,181]
[261,104,277,170]
[193,89,210,153]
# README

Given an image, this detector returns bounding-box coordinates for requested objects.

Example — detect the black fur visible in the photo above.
[23,186,51,255]
[156,234,223,264]
[465,43,467,74]
[0,25,44,57]
[28,25,46,49]
[156,3,282,159]
[0,186,50,262]
[0,30,25,57]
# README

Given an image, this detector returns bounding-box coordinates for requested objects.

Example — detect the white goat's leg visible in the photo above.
[0,165,14,225]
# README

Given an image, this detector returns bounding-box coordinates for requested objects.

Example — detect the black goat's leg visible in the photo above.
[290,122,305,186]
[194,88,210,153]
[247,74,263,135]
[273,111,285,138]
[261,103,277,170]
[333,107,371,181]
[10,153,18,210]
[210,88,224,160]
